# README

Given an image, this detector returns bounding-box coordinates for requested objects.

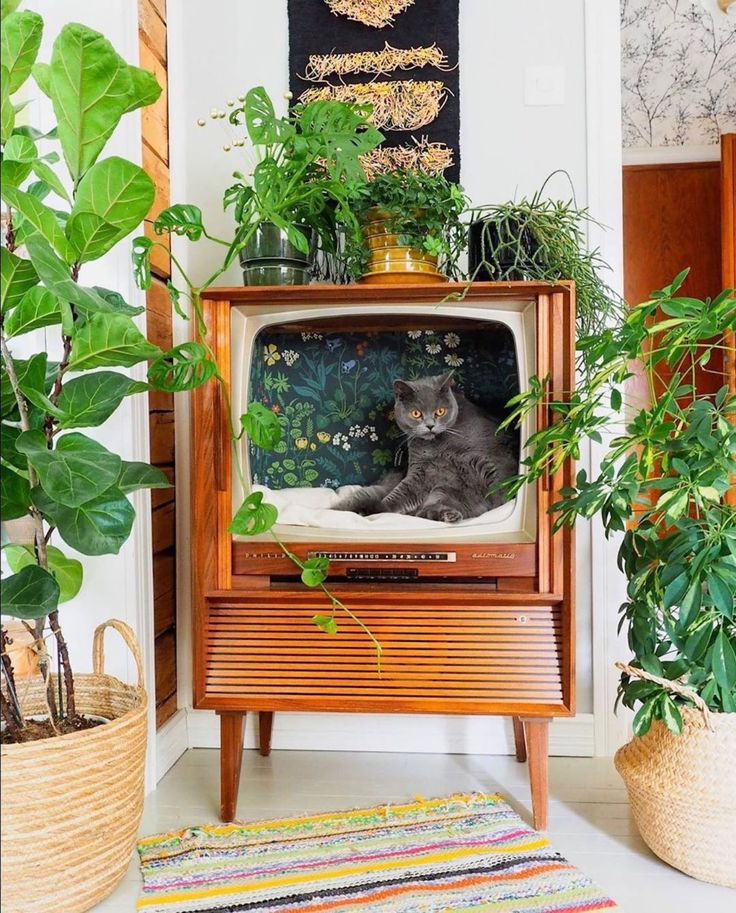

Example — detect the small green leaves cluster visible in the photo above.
[504,270,736,733]
[345,169,469,279]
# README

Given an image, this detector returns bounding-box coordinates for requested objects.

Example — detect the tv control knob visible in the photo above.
[517,615,529,624]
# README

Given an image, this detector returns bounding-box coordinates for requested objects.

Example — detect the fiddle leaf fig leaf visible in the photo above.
[1,9,43,94]
[4,286,61,338]
[0,184,72,261]
[65,212,120,263]
[30,159,71,203]
[117,461,170,494]
[88,286,144,317]
[1,564,59,620]
[56,371,143,429]
[31,60,51,97]
[32,485,135,556]
[124,65,162,113]
[148,342,217,392]
[1,65,14,143]
[1,247,39,312]
[2,131,37,164]
[23,234,113,314]
[17,430,122,507]
[4,543,83,603]
[240,402,283,450]
[48,23,133,179]
[300,556,329,588]
[67,312,161,371]
[228,491,278,536]
[71,157,155,249]
[0,469,30,520]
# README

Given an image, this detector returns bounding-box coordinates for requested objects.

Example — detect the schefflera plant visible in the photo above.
[503,271,736,735]
[0,11,217,738]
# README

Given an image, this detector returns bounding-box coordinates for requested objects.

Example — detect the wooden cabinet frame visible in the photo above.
[192,282,576,830]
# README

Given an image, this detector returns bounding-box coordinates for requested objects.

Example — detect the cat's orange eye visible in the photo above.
[435,407,447,417]
[410,409,423,419]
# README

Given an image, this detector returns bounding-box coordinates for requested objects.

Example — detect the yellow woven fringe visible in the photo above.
[303,43,451,81]
[299,81,447,132]
[361,139,454,177]
[325,0,416,29]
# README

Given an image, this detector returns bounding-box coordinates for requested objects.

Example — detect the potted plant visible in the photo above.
[344,168,468,284]
[504,271,736,887]
[0,11,231,911]
[469,179,625,339]
[201,88,382,285]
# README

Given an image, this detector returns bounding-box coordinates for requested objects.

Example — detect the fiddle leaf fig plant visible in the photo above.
[0,12,212,742]
[504,271,736,734]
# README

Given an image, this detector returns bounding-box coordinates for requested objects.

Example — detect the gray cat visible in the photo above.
[333,373,517,522]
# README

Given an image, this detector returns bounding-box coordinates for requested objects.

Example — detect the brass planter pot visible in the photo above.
[358,209,445,285]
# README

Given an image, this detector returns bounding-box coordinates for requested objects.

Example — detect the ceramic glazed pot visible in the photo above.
[239,221,316,286]
[358,208,445,285]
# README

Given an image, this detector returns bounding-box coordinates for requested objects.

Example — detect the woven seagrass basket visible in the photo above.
[614,664,736,888]
[1,620,148,913]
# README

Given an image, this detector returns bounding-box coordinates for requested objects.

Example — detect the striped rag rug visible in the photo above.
[136,793,619,913]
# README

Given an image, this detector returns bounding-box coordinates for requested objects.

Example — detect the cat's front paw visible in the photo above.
[439,508,464,523]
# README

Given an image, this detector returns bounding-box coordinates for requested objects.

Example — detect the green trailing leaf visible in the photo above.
[56,371,142,429]
[228,491,278,536]
[17,430,122,507]
[1,563,59,619]
[153,204,205,240]
[117,461,170,493]
[312,614,338,635]
[0,184,72,261]
[0,9,43,94]
[48,23,133,179]
[1,65,14,143]
[4,543,83,603]
[1,247,38,311]
[240,402,283,450]
[148,342,217,393]
[131,236,153,290]
[70,156,155,253]
[712,629,736,691]
[68,312,161,371]
[300,556,329,588]
[3,286,61,338]
[32,485,135,556]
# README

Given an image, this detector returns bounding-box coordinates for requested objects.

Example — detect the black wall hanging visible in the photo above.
[288,0,460,183]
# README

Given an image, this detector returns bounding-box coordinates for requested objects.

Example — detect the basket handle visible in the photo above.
[93,619,145,689]
[615,662,714,732]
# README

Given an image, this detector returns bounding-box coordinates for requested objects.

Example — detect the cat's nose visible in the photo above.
[425,420,435,429]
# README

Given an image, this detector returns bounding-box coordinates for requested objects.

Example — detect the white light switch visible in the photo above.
[524,66,565,106]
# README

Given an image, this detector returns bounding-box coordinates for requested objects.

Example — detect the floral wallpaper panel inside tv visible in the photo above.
[248,324,519,489]
[621,0,736,148]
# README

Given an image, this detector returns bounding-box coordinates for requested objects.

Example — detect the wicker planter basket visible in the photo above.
[614,665,736,888]
[1,620,147,913]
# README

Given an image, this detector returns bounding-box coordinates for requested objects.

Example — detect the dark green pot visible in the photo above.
[239,222,316,286]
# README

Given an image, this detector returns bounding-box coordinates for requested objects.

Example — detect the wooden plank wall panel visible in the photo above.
[623,161,723,393]
[139,0,177,729]
[722,135,736,507]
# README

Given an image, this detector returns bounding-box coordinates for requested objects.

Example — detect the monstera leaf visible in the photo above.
[228,492,278,536]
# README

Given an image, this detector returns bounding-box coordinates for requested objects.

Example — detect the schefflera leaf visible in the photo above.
[4,543,83,603]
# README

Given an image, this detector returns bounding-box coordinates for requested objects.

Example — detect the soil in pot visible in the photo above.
[1,714,105,744]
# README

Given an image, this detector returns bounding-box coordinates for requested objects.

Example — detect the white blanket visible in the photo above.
[252,485,515,530]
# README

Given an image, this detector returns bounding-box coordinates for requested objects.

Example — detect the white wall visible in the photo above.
[167,0,625,758]
[5,1,157,781]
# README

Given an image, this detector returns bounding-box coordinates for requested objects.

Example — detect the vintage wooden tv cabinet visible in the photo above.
[192,282,576,830]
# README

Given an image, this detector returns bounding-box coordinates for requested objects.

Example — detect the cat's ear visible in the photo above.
[393,379,414,399]
[437,372,456,393]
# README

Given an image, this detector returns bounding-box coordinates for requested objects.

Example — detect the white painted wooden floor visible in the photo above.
[93,749,734,912]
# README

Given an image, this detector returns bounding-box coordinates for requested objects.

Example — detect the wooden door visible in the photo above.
[138,0,177,728]
[722,134,736,506]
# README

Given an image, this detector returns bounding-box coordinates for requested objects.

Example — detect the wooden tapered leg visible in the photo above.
[258,711,274,757]
[512,716,527,763]
[523,718,549,831]
[219,711,245,822]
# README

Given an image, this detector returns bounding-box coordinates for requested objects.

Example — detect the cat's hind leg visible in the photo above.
[416,490,465,523]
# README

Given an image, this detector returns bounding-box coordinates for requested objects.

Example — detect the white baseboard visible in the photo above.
[184,710,595,757]
[623,144,720,165]
[155,708,189,783]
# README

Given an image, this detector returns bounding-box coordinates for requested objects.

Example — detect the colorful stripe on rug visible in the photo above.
[137,793,619,912]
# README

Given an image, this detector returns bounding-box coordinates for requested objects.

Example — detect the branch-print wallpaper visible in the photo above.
[621,0,736,148]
